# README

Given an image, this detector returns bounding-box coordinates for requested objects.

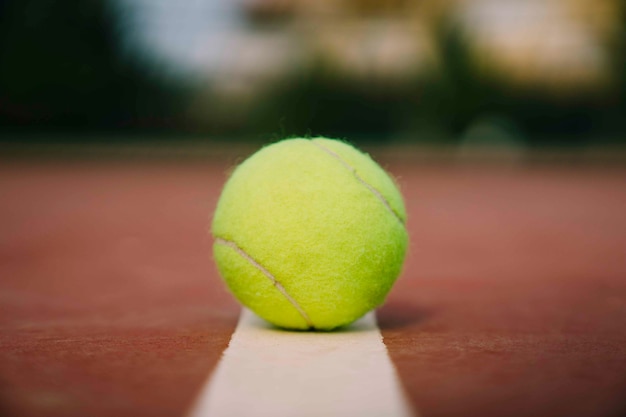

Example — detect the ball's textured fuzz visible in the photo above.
[211,138,408,330]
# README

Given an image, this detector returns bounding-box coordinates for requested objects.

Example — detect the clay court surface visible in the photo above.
[0,155,625,417]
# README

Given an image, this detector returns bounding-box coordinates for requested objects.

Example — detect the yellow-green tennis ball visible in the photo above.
[211,137,408,330]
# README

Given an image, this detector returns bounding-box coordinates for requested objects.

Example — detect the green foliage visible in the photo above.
[0,1,623,145]
[0,0,183,133]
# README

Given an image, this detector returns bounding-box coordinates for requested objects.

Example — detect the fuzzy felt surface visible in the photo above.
[212,138,408,330]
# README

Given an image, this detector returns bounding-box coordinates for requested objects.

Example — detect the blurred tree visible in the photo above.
[419,17,614,146]
[0,0,182,136]
[261,70,413,142]
[419,22,490,137]
[605,2,626,140]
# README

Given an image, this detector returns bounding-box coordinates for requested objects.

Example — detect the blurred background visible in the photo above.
[0,0,624,150]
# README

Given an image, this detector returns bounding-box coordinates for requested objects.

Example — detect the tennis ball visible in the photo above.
[211,137,408,330]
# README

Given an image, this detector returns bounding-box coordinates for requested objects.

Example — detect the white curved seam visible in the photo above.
[215,237,314,329]
[311,140,404,225]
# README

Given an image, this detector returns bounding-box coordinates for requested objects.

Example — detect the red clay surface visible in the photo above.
[1,158,625,417]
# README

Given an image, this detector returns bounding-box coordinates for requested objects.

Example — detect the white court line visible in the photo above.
[188,309,415,417]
